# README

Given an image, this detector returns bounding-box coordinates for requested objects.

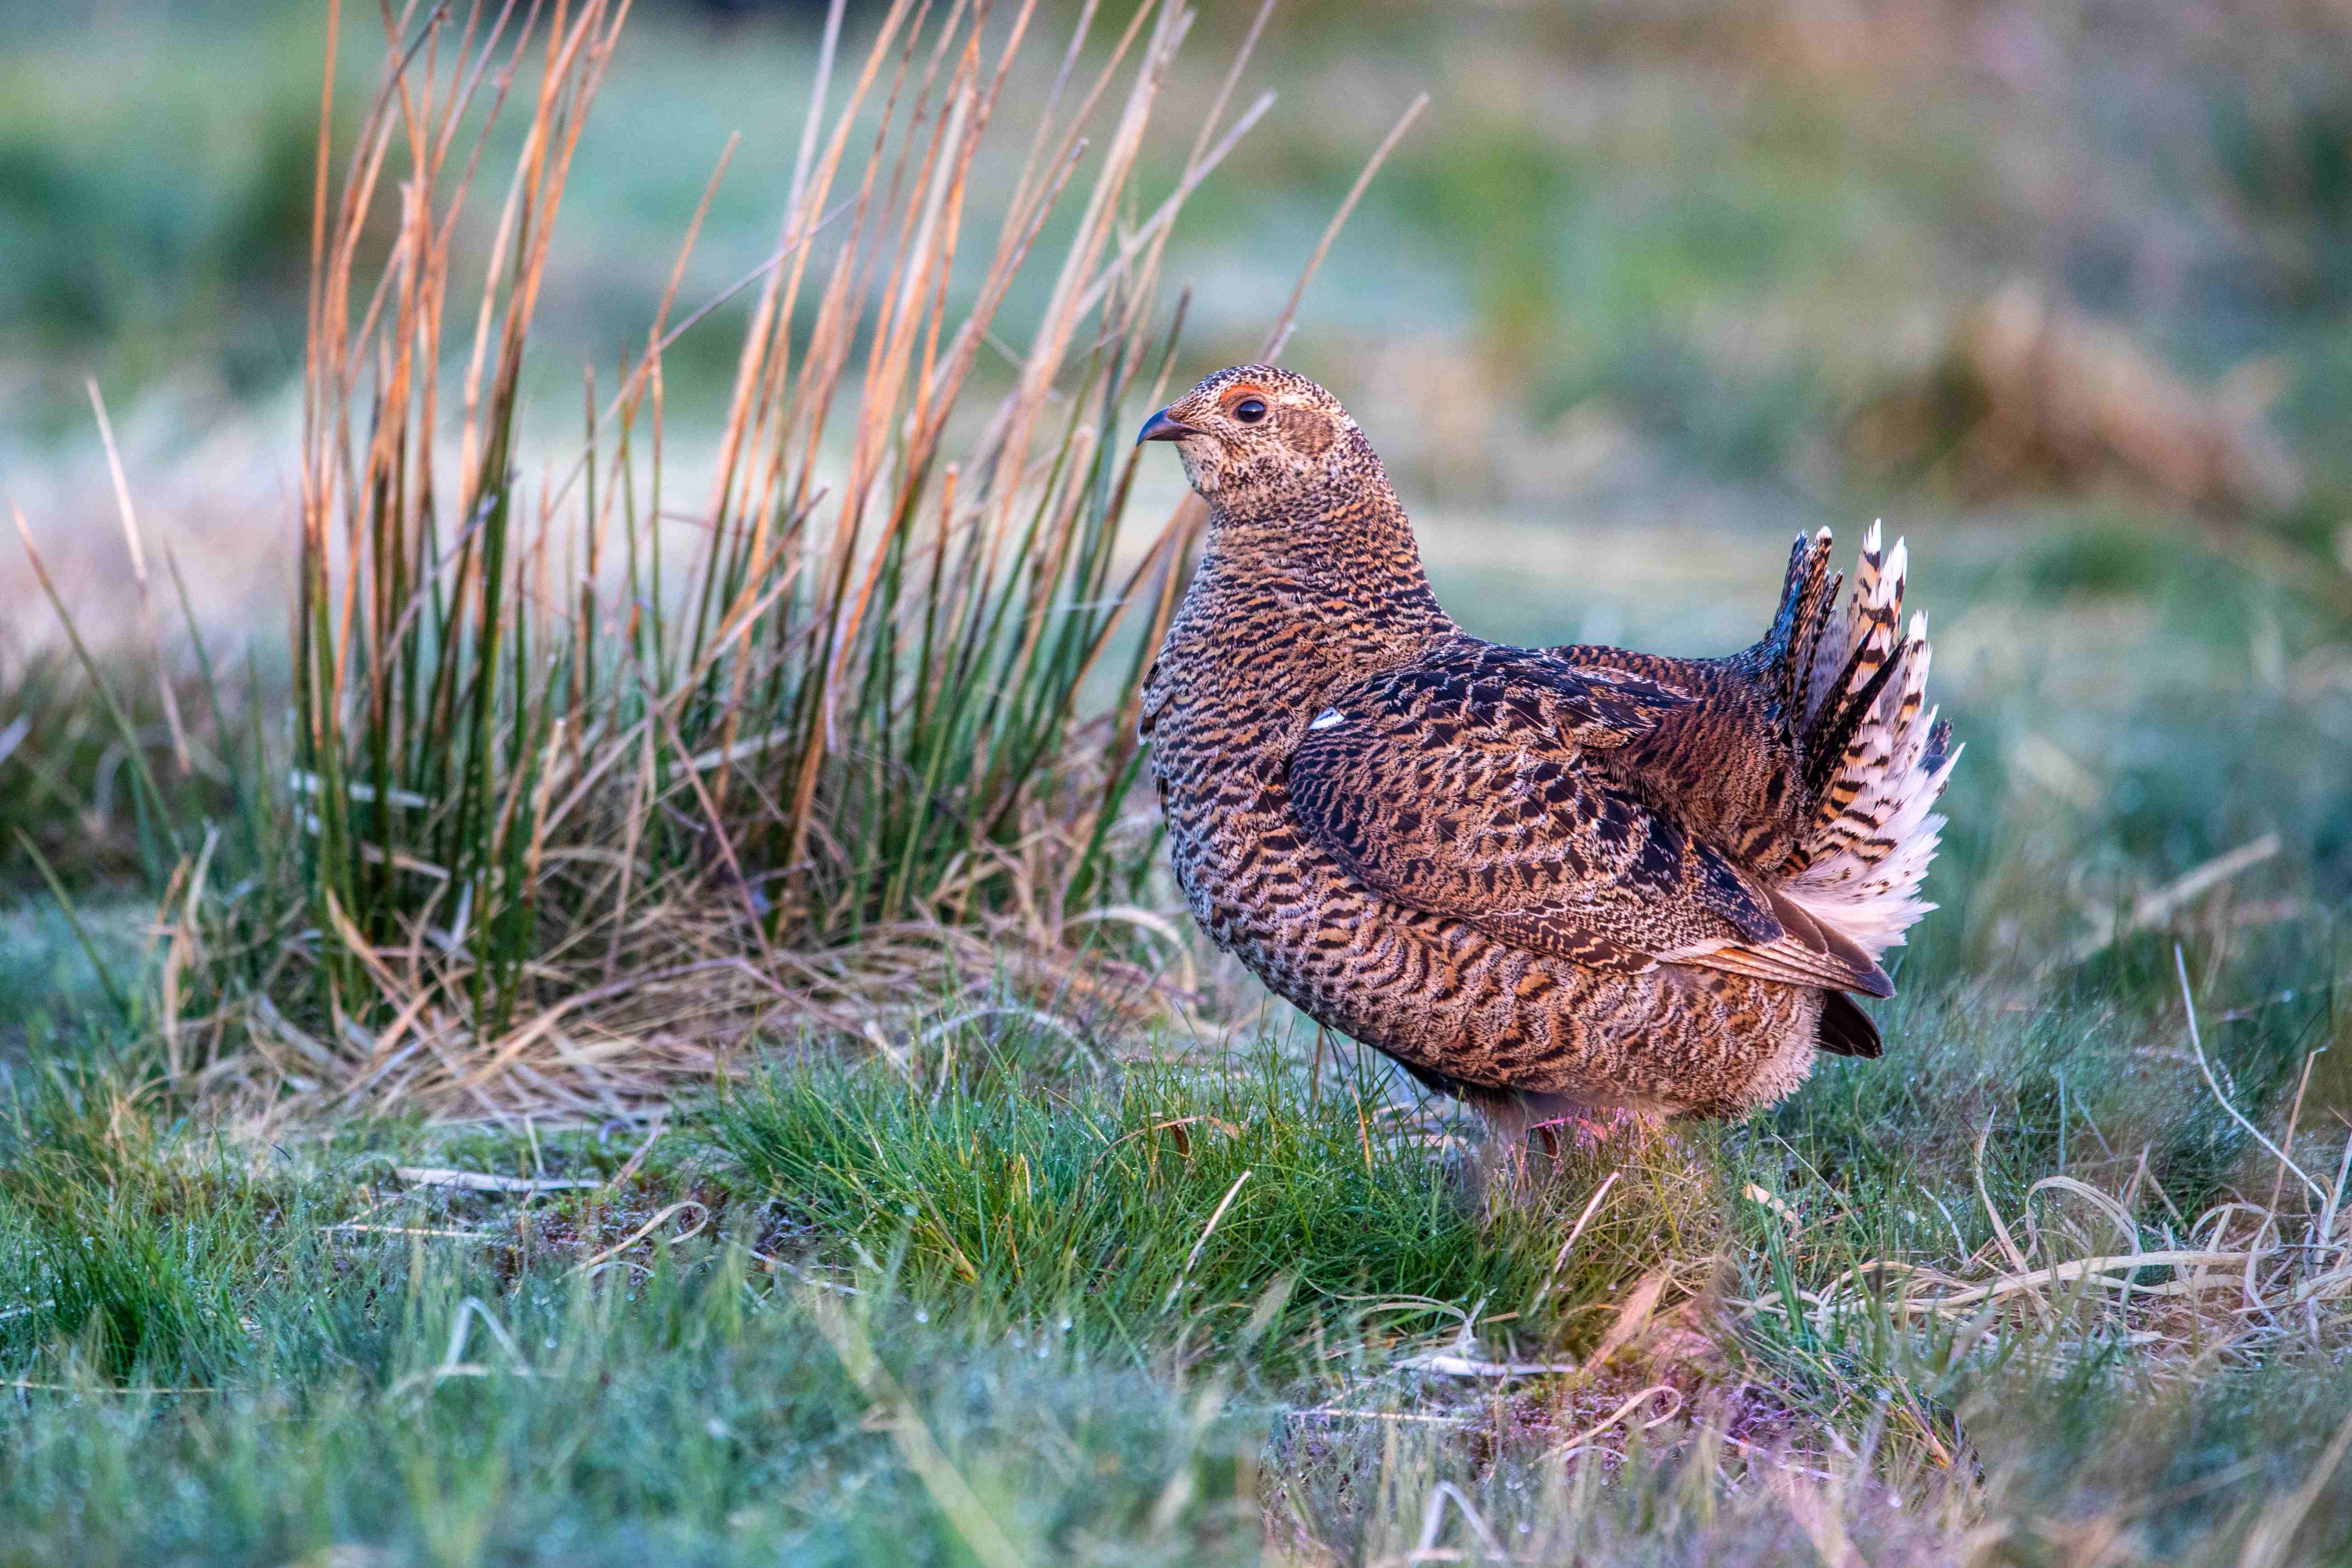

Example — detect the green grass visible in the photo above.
[5,926,2352,1564]
[0,1067,1269,1565]
[718,1040,1710,1365]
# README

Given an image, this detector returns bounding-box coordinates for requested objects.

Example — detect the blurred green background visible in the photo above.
[12,0,2352,492]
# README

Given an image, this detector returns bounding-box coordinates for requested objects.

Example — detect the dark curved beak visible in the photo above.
[1135,407,1199,446]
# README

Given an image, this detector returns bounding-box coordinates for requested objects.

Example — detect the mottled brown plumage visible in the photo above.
[1138,366,1957,1124]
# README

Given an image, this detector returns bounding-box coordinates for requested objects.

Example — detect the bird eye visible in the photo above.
[1232,397,1268,424]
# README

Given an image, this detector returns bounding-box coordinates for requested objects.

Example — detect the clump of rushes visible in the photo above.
[165,0,1403,1118]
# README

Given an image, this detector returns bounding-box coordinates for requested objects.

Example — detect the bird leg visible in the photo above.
[1474,1088,1650,1151]
[1466,1093,1656,1197]
[1536,1107,1651,1150]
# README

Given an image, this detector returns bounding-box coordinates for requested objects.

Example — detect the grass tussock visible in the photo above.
[76,0,1416,1119]
[720,1038,1714,1360]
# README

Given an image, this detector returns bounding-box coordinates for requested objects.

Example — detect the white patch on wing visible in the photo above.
[1309,708,1346,731]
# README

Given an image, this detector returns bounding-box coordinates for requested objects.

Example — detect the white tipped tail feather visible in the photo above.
[1774,523,1959,961]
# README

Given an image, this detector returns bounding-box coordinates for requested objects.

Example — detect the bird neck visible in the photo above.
[1196,458,1450,639]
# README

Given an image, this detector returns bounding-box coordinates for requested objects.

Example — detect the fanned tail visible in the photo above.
[1765,523,1960,962]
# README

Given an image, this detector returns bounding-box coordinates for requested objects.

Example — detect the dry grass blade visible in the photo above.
[85,378,191,773]
[1748,990,2352,1378]
[1260,90,1429,363]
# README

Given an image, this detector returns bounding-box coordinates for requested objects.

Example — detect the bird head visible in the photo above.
[1135,365,1360,516]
